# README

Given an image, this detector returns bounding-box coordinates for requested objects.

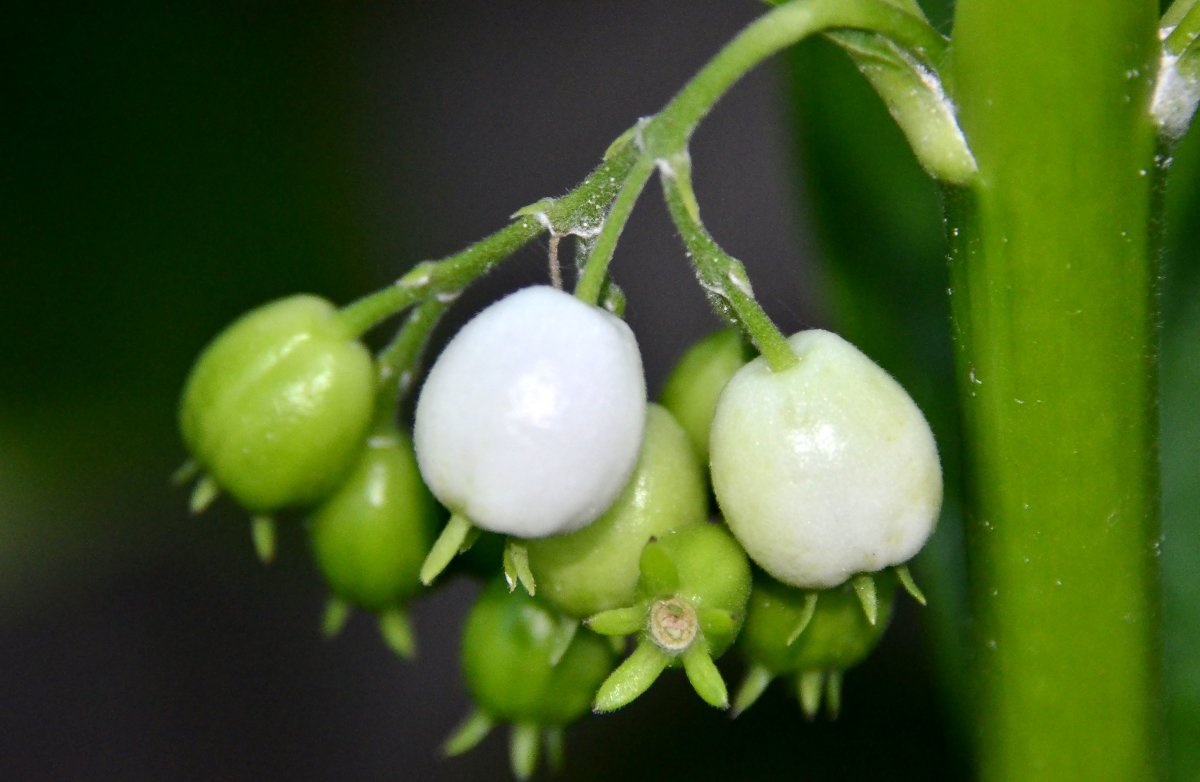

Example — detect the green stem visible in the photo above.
[644,0,945,157]
[574,154,655,305]
[1163,0,1199,29]
[949,0,1164,778]
[338,217,544,338]
[344,1,947,343]
[372,296,450,428]
[660,159,797,372]
[1165,0,1200,57]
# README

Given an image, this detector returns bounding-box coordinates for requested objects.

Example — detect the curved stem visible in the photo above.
[336,1,945,346]
[645,0,945,156]
[372,296,450,429]
[660,159,798,372]
[338,216,544,338]
[574,155,655,305]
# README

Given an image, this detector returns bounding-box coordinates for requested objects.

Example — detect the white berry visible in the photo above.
[709,329,942,589]
[414,286,646,538]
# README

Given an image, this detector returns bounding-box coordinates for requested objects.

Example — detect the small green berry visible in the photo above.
[733,570,897,718]
[308,429,440,657]
[179,295,375,513]
[589,524,752,712]
[447,579,616,780]
[525,404,707,618]
[660,329,752,462]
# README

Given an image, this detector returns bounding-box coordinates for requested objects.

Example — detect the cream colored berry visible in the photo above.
[710,329,942,589]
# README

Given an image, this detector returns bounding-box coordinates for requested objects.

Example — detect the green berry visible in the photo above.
[660,329,751,462]
[525,404,707,618]
[179,295,375,513]
[446,579,616,780]
[732,571,897,718]
[588,524,752,712]
[308,429,439,656]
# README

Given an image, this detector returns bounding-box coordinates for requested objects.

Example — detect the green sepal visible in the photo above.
[895,564,927,605]
[825,670,844,720]
[681,644,729,709]
[321,597,351,639]
[798,670,826,720]
[251,515,276,565]
[851,573,878,625]
[503,540,536,596]
[786,592,820,646]
[547,615,579,667]
[543,726,565,772]
[460,525,481,553]
[731,663,775,718]
[420,513,474,586]
[603,123,639,160]
[509,722,540,782]
[378,608,416,659]
[172,459,200,486]
[585,605,645,637]
[638,539,680,596]
[699,607,737,640]
[511,197,556,220]
[189,475,219,515]
[442,709,494,757]
[593,640,670,713]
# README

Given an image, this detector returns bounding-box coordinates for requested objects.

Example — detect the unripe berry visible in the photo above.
[179,295,375,513]
[309,430,438,613]
[660,329,751,462]
[525,404,707,618]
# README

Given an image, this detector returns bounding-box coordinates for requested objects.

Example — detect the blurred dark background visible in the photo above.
[5,1,1197,780]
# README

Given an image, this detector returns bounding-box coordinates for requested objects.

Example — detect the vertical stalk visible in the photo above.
[948,1,1165,778]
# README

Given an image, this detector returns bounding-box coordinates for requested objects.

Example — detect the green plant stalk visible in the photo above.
[659,159,798,372]
[948,1,1164,778]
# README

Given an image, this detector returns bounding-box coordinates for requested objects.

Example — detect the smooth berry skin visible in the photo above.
[710,329,942,589]
[525,404,707,619]
[309,431,439,612]
[660,329,751,462]
[462,580,615,725]
[179,295,375,513]
[415,286,646,539]
[740,572,896,675]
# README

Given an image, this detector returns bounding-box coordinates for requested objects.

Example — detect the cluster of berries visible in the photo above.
[178,283,941,779]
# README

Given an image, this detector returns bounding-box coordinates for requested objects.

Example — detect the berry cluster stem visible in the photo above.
[660,157,798,373]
